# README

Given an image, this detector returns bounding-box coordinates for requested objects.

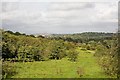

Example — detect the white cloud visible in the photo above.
[92,3,118,22]
[48,3,95,11]
[2,0,119,2]
[1,2,118,34]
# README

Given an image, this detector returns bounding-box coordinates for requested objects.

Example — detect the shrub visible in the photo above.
[2,62,18,78]
[67,49,79,62]
[76,67,85,77]
[95,39,118,77]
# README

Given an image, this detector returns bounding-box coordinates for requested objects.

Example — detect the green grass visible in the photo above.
[10,48,114,78]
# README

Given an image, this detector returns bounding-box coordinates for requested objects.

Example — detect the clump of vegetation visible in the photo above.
[94,36,118,77]
[76,67,85,77]
[56,68,63,75]
[2,30,78,62]
[67,49,79,62]
[2,62,18,78]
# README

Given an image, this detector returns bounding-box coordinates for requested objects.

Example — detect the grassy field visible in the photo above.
[10,48,113,78]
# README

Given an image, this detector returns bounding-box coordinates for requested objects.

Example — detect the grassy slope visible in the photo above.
[11,48,112,78]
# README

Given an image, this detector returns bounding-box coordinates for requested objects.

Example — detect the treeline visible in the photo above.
[94,36,119,77]
[2,30,78,62]
[4,30,36,37]
[49,32,114,43]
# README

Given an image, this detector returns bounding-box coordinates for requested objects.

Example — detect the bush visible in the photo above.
[67,49,79,62]
[76,67,85,77]
[95,39,118,76]
[2,62,18,79]
[2,30,78,62]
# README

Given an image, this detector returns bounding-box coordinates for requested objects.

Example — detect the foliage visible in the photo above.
[49,32,114,43]
[2,62,18,78]
[94,36,118,76]
[1,29,118,78]
[67,49,79,62]
[8,51,113,78]
[2,30,77,62]
[76,67,85,77]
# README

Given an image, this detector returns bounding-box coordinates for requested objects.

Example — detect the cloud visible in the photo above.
[2,0,119,2]
[2,2,19,12]
[1,2,118,34]
[48,3,95,11]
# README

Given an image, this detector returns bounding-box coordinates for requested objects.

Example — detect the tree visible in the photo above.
[67,49,79,62]
[14,32,21,35]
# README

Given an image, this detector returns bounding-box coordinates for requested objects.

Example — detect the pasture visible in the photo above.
[10,48,113,78]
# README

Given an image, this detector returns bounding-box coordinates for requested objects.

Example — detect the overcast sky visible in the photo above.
[1,2,118,34]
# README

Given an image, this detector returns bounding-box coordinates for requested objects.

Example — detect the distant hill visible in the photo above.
[3,30,115,43]
[48,32,115,43]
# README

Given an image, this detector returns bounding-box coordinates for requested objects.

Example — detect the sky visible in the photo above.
[1,1,118,34]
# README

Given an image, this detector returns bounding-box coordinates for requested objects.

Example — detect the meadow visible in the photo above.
[2,30,118,78]
[9,48,113,78]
